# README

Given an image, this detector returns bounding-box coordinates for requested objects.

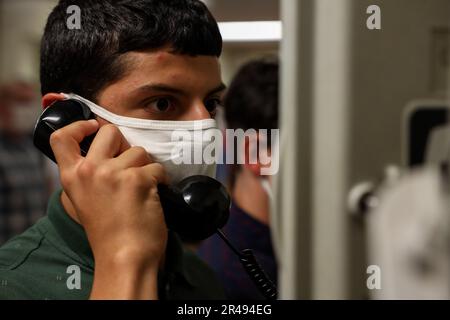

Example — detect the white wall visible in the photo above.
[278,0,450,299]
[0,0,57,83]
[220,43,278,85]
[347,0,450,298]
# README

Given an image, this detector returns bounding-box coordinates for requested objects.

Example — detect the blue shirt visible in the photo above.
[197,202,277,299]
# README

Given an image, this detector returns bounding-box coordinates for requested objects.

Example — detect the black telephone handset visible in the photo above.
[34,99,277,300]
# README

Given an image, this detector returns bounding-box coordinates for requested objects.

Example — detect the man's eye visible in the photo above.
[204,98,223,114]
[147,98,173,113]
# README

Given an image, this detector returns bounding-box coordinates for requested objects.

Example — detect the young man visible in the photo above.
[198,60,279,299]
[0,0,226,300]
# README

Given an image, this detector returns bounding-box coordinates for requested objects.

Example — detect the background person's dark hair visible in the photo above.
[225,59,279,132]
[40,0,222,101]
[224,59,279,186]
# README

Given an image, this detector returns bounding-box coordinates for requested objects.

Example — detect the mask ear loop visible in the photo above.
[62,93,112,122]
[260,178,274,202]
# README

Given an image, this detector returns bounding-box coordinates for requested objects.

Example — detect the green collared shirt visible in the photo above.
[0,190,225,300]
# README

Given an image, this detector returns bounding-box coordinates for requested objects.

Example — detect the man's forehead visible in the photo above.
[97,49,223,105]
[119,50,222,92]
[125,49,220,70]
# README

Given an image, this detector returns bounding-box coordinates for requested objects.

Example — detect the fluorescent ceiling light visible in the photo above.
[218,21,282,42]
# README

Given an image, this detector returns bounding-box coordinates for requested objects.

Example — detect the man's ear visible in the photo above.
[241,132,273,177]
[42,93,65,109]
[242,134,262,177]
[244,161,262,177]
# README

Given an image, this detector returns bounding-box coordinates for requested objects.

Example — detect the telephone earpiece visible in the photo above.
[33,99,277,299]
[34,99,96,162]
[33,99,230,241]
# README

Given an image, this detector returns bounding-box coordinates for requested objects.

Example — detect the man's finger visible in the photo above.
[113,146,153,170]
[134,162,169,187]
[50,119,99,168]
[86,124,131,161]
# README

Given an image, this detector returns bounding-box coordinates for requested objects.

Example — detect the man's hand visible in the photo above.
[50,120,168,299]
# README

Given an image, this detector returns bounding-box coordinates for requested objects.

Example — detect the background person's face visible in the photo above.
[95,49,225,123]
[0,82,37,134]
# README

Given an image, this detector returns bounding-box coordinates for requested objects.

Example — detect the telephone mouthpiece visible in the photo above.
[159,175,230,241]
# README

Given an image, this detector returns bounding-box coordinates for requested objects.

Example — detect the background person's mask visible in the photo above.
[260,177,274,202]
[62,93,217,185]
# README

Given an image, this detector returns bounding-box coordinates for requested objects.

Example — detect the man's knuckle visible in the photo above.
[125,169,145,185]
[133,147,150,162]
[151,163,166,179]
[100,124,120,136]
[49,130,63,147]
[134,146,147,156]
[59,170,73,188]
[76,161,95,178]
[152,162,164,173]
[96,166,114,181]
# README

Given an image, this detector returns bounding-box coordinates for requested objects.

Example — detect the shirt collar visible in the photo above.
[46,189,195,286]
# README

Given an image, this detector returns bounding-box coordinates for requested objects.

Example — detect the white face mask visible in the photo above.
[62,93,217,185]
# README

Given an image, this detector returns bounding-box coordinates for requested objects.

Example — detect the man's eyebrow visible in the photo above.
[133,84,187,96]
[132,83,226,97]
[207,83,227,96]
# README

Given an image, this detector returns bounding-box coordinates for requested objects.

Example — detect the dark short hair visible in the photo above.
[224,59,279,185]
[40,0,222,101]
[225,59,279,131]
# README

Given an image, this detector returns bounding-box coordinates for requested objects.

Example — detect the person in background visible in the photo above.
[0,82,52,245]
[198,59,279,299]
